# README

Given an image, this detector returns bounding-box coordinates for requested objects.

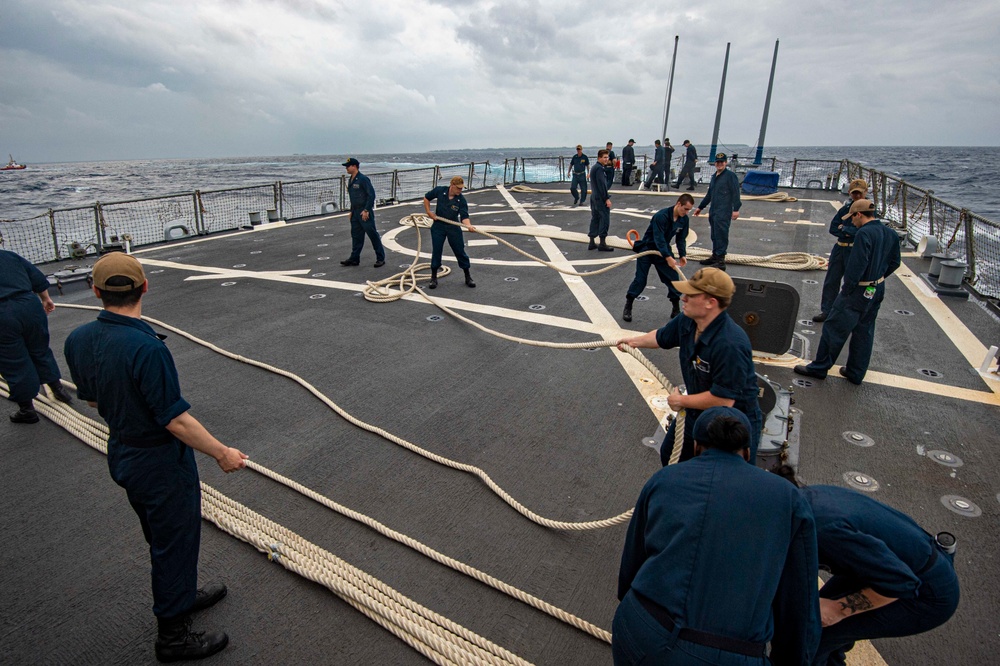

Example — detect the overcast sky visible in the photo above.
[2,0,998,163]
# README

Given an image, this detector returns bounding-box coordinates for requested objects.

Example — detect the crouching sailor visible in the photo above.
[64,252,249,663]
[614,407,820,665]
[423,176,478,289]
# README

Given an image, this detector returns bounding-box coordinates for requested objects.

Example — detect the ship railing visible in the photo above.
[0,162,497,266]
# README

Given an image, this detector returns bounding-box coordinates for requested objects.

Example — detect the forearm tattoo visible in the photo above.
[838,592,874,615]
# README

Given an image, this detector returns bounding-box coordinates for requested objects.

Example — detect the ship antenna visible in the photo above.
[708,42,731,161]
[661,36,679,143]
[754,40,780,166]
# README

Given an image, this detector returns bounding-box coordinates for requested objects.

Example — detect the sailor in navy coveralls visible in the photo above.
[694,152,742,270]
[795,199,901,385]
[622,193,695,323]
[618,267,763,465]
[423,176,478,288]
[640,139,666,189]
[674,140,698,190]
[340,157,385,268]
[567,145,590,205]
[614,407,820,666]
[0,248,72,423]
[812,180,867,322]
[621,139,636,186]
[801,485,960,666]
[588,149,614,251]
[64,252,248,662]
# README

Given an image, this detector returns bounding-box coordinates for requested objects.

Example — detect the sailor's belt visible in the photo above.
[858,276,885,287]
[837,241,854,247]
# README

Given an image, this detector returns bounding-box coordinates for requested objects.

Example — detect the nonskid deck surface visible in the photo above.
[2,184,997,665]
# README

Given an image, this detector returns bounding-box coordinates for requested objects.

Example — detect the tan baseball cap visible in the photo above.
[672,267,736,299]
[92,252,146,291]
[848,179,868,194]
[842,199,876,220]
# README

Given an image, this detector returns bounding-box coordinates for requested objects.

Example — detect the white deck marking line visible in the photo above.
[467,239,498,246]
[496,185,675,424]
[785,220,824,226]
[894,266,999,396]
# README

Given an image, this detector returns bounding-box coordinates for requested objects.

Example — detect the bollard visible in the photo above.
[938,260,967,288]
[928,252,953,277]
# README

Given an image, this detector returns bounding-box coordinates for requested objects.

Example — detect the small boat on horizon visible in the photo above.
[2,154,27,171]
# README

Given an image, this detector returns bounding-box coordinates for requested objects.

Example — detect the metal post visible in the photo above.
[835,161,844,190]
[962,209,976,281]
[48,209,60,260]
[192,192,201,234]
[928,191,935,235]
[709,43,731,161]
[468,162,474,186]
[754,40,779,166]
[272,183,279,213]
[901,181,908,230]
[662,36,679,142]
[94,203,105,253]
[339,175,346,210]
[277,182,284,219]
[880,172,888,217]
[392,170,398,200]
[790,159,798,188]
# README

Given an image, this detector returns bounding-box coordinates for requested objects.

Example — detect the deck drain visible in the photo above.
[311,273,326,277]
[149,270,164,275]
[798,320,815,327]
[940,495,981,517]
[426,315,444,322]
[581,347,599,353]
[802,279,818,285]
[792,378,814,388]
[650,396,671,410]
[399,264,410,269]
[250,250,262,255]
[317,256,330,261]
[894,310,914,316]
[221,282,237,287]
[639,377,654,384]
[309,294,326,300]
[926,450,963,468]
[504,277,519,282]
[918,368,944,378]
[843,472,879,492]
[800,329,816,335]
[842,431,875,447]
[233,263,247,268]
[642,436,661,450]
[528,304,546,311]
[636,295,649,302]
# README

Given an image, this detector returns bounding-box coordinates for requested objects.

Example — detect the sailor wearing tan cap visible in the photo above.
[812,179,869,322]
[64,252,248,662]
[617,267,763,465]
[794,199,901,385]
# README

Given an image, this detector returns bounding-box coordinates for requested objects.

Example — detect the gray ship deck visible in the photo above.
[2,183,998,665]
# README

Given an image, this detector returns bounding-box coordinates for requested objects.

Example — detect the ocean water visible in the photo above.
[1,146,997,224]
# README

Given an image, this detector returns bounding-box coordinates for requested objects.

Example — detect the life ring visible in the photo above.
[626,229,640,248]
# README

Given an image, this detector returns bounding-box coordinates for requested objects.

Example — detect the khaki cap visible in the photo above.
[848,179,868,194]
[842,199,876,220]
[92,252,146,291]
[671,267,736,299]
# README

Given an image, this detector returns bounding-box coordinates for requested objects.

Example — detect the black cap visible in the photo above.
[628,138,635,143]
[715,152,728,162]
[342,157,360,167]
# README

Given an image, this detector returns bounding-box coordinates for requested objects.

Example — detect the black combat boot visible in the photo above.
[588,238,597,251]
[48,382,73,404]
[669,297,680,319]
[622,296,634,323]
[598,236,614,252]
[10,400,39,424]
[699,255,719,266]
[428,268,438,289]
[155,615,228,663]
[464,269,476,288]
[716,255,727,271]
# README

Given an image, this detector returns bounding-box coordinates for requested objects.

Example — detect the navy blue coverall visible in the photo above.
[615,448,820,665]
[698,168,742,257]
[626,204,690,304]
[654,311,763,464]
[569,153,590,204]
[675,144,698,188]
[621,144,636,186]
[804,218,901,383]
[65,311,200,620]
[346,171,385,263]
[644,145,667,187]
[803,486,960,666]
[589,162,611,240]
[0,249,62,404]
[605,150,617,187]
[425,186,472,271]
[819,202,857,316]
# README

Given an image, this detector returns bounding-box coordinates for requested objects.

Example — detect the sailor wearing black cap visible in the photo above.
[799,484,960,666]
[694,153,742,270]
[614,407,820,666]
[568,145,590,205]
[0,248,72,423]
[794,199,901,385]
[589,150,614,251]
[621,139,636,186]
[423,176,478,288]
[340,158,386,268]
[64,252,248,662]
[617,267,763,465]
[674,140,698,190]
[812,179,867,322]
[604,142,617,187]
